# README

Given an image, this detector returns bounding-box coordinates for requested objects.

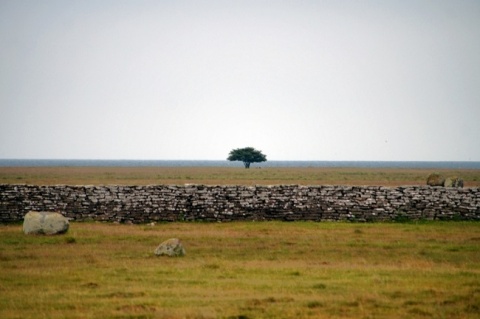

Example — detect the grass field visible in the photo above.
[1,166,479,186]
[1,168,479,318]
[0,222,479,319]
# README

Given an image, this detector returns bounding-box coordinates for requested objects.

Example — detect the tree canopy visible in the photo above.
[227,147,267,169]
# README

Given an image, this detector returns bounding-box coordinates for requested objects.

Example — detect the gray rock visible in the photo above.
[444,177,454,187]
[154,238,185,257]
[444,177,464,188]
[23,211,69,235]
[456,179,464,188]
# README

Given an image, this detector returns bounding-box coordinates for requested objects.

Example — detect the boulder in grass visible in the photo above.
[426,173,445,187]
[154,238,185,257]
[23,211,69,235]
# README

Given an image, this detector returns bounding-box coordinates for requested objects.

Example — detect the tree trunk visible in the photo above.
[244,162,251,169]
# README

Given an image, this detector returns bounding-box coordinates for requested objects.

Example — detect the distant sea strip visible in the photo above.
[1,159,479,169]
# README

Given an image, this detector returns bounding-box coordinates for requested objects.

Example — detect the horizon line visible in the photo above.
[0,158,479,162]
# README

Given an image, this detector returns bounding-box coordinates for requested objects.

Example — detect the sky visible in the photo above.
[1,0,479,161]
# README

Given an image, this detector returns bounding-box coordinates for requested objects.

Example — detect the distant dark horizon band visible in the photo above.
[0,159,479,169]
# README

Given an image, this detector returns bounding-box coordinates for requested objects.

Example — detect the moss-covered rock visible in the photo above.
[426,173,445,186]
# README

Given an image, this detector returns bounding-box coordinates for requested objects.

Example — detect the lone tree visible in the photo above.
[227,147,267,169]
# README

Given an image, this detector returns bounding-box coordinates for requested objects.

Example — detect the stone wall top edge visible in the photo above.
[1,183,478,191]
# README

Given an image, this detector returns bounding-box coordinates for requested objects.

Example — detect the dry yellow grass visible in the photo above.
[1,166,479,318]
[1,166,479,186]
[0,222,479,319]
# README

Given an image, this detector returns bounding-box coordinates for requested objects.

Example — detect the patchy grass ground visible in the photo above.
[1,167,479,317]
[0,222,479,319]
[1,166,479,186]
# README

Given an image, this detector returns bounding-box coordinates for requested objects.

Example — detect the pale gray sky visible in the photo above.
[1,0,479,161]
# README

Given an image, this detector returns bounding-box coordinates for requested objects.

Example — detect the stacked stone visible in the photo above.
[1,184,479,223]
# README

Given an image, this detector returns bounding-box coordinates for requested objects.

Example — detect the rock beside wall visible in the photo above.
[444,177,464,188]
[426,173,446,186]
[426,173,464,188]
[23,211,69,235]
[1,184,479,223]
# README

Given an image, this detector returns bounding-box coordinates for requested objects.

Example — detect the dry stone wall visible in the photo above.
[1,184,479,223]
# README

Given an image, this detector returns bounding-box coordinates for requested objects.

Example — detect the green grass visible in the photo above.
[1,221,479,318]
